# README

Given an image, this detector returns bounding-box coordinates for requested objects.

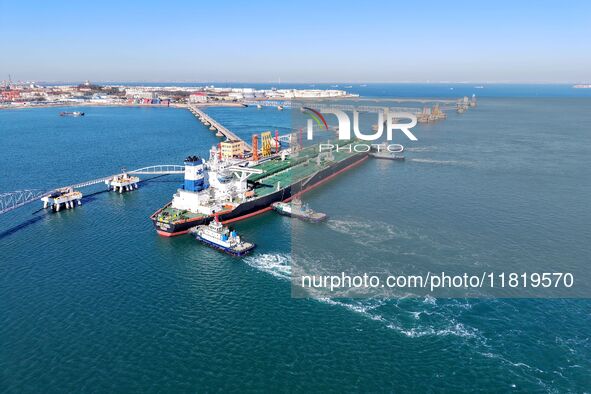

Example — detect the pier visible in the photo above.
[243,99,470,116]
[188,105,252,152]
[41,188,83,211]
[105,173,140,193]
[0,165,185,215]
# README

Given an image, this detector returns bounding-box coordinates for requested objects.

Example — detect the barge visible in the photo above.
[272,199,327,222]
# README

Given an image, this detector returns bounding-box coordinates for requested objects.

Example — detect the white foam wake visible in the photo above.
[406,146,437,152]
[409,158,474,166]
[243,253,291,280]
[242,253,480,340]
[326,218,409,245]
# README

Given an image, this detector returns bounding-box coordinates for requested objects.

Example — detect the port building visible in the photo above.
[220,140,245,159]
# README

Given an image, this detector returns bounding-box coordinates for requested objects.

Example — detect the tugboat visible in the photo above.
[272,198,327,222]
[60,111,85,117]
[190,215,255,256]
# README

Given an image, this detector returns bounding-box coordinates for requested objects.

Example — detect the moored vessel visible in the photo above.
[272,198,327,222]
[150,137,368,236]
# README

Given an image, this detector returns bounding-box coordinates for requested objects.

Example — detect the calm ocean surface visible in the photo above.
[1,84,590,392]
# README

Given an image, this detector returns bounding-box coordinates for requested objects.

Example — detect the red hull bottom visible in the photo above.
[157,229,190,237]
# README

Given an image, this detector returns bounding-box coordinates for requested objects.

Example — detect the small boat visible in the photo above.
[277,105,284,111]
[369,152,405,160]
[60,111,84,117]
[272,198,327,222]
[370,143,404,153]
[369,144,404,160]
[190,216,255,256]
[257,104,263,109]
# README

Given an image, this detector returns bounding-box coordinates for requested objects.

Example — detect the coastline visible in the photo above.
[0,102,184,111]
[0,102,250,111]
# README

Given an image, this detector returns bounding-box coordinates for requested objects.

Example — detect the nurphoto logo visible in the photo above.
[302,106,418,152]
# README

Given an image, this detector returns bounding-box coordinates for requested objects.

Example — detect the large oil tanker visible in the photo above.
[150,139,368,236]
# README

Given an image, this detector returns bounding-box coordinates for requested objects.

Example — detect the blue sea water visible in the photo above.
[1,85,590,392]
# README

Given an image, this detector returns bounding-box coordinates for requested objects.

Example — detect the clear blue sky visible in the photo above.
[1,0,589,83]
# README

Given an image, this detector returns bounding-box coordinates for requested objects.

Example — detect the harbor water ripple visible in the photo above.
[1,87,590,392]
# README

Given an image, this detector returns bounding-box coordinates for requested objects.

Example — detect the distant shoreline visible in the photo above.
[0,102,249,111]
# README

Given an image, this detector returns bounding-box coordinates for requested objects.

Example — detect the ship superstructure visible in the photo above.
[168,151,263,218]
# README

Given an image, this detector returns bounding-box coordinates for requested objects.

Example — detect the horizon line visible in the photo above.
[3,80,588,86]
